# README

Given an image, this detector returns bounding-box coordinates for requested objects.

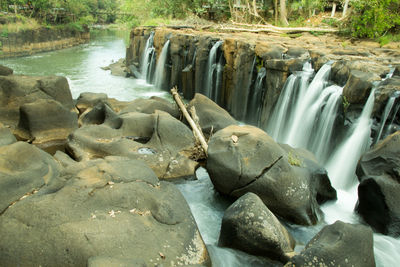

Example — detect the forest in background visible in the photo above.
[0,0,399,40]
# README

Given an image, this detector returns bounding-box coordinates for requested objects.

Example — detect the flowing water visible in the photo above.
[154,40,170,90]
[205,41,224,101]
[2,30,399,266]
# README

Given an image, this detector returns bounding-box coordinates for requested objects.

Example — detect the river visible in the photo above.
[2,29,399,267]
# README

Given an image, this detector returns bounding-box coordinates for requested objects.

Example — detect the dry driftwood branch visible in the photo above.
[229,21,339,33]
[170,87,208,156]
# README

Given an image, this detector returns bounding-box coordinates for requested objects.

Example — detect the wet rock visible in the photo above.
[0,142,60,213]
[285,221,375,267]
[286,47,309,59]
[0,75,74,128]
[206,125,336,225]
[343,70,380,104]
[0,65,13,76]
[0,157,210,266]
[188,93,237,135]
[219,192,295,262]
[266,59,306,73]
[103,58,128,77]
[79,101,122,128]
[356,131,400,236]
[0,123,16,147]
[120,96,180,118]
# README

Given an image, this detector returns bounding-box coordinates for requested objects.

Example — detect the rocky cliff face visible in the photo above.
[0,27,90,58]
[126,27,400,128]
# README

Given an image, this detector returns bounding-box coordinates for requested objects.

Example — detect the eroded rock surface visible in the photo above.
[285,221,375,267]
[206,125,336,225]
[219,192,295,262]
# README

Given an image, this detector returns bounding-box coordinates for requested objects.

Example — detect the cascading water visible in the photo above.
[205,41,224,101]
[246,67,266,125]
[141,32,155,83]
[266,62,342,162]
[153,40,170,90]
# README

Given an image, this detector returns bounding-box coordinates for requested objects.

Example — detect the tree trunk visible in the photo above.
[274,0,278,25]
[279,0,289,26]
[342,0,350,18]
[331,3,337,18]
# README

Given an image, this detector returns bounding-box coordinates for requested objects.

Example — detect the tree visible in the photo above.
[342,0,350,18]
[279,0,288,25]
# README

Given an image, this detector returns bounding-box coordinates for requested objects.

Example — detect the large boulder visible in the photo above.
[188,93,237,135]
[373,76,400,116]
[76,92,109,114]
[206,125,336,225]
[285,221,375,267]
[0,75,74,128]
[343,70,381,104]
[356,131,400,236]
[0,142,60,213]
[0,123,16,147]
[0,157,210,266]
[120,96,180,118]
[219,192,295,262]
[15,99,78,148]
[67,110,198,179]
[0,65,13,76]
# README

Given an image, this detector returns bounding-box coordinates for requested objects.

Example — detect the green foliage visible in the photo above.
[342,95,350,113]
[377,33,400,46]
[288,152,302,167]
[1,28,8,38]
[351,0,400,38]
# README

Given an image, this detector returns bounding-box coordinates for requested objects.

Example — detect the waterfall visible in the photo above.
[205,41,223,100]
[285,62,332,147]
[325,89,375,190]
[246,67,266,125]
[141,32,155,83]
[266,62,342,161]
[375,91,400,143]
[154,40,170,90]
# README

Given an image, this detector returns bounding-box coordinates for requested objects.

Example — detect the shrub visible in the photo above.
[351,0,400,38]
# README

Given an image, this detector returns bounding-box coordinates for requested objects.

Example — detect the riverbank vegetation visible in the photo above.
[0,0,399,41]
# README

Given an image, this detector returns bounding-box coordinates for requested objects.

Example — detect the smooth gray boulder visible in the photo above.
[188,93,237,135]
[356,131,400,236]
[0,157,210,266]
[219,192,295,262]
[285,221,375,267]
[0,142,60,213]
[0,123,16,146]
[206,125,336,225]
[120,96,180,118]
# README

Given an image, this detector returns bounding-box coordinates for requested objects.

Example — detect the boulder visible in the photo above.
[76,92,109,113]
[373,76,400,116]
[219,192,295,262]
[355,131,400,236]
[206,125,336,225]
[285,221,375,267]
[78,102,122,128]
[188,94,237,135]
[120,96,180,118]
[343,70,380,104]
[0,142,60,213]
[0,65,13,76]
[67,110,198,179]
[88,256,147,267]
[0,123,16,147]
[0,157,210,266]
[0,75,74,128]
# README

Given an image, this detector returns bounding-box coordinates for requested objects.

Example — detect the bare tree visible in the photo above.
[342,0,350,18]
[280,0,289,26]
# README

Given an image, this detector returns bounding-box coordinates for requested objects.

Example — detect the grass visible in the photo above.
[377,33,400,47]
[0,16,41,35]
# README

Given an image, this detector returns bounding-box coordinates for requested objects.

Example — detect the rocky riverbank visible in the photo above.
[2,63,398,265]
[0,26,90,58]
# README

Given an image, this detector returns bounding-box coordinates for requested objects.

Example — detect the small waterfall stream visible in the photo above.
[154,40,170,89]
[205,41,224,102]
[141,32,155,83]
[246,67,267,125]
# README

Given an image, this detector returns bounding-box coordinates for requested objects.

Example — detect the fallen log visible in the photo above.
[228,21,339,34]
[171,87,208,156]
